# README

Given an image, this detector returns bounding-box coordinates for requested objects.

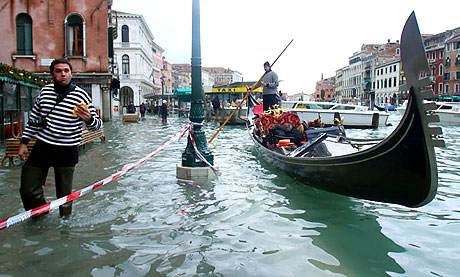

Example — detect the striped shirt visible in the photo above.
[21,83,102,146]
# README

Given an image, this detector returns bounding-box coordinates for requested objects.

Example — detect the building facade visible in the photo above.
[202,67,243,86]
[374,60,400,105]
[0,0,113,120]
[443,32,460,94]
[313,76,335,101]
[112,11,159,115]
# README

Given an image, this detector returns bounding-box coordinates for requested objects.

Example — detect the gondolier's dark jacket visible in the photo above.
[262,70,279,95]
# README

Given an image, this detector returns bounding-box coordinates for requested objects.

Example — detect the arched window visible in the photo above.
[122,55,130,74]
[65,14,84,56]
[16,13,33,55]
[122,25,129,43]
[439,64,443,76]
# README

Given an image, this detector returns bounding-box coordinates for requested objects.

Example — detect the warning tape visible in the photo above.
[0,123,191,231]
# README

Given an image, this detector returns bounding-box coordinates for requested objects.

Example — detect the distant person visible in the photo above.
[127,102,136,113]
[212,96,220,115]
[161,100,168,123]
[250,61,279,111]
[140,102,146,118]
[18,58,102,219]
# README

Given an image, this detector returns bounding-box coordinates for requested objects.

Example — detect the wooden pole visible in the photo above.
[208,39,293,143]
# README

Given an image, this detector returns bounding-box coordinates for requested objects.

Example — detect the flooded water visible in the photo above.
[0,113,459,276]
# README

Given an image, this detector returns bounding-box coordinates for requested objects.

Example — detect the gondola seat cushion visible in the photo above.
[256,112,301,135]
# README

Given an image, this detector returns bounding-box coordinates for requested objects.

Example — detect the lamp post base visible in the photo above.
[176,164,217,183]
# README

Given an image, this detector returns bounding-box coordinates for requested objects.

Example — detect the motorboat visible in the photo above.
[280,100,389,128]
[399,100,460,125]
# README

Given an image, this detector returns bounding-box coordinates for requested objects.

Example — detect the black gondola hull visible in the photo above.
[250,91,433,207]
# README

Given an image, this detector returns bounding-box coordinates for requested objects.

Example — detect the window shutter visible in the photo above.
[16,23,25,54]
[24,22,32,54]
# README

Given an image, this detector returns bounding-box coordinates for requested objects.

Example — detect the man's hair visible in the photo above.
[50,58,72,73]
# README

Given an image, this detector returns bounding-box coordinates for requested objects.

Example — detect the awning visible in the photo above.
[174,88,192,102]
[175,88,192,96]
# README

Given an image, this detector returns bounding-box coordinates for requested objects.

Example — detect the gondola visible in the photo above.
[246,12,445,207]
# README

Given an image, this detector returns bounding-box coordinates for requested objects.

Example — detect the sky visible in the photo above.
[112,0,460,95]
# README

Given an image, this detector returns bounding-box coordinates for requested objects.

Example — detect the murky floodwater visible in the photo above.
[0,113,459,276]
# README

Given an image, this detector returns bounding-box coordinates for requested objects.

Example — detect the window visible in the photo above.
[65,14,84,56]
[456,55,460,66]
[122,25,129,42]
[16,13,33,55]
[446,57,451,67]
[444,72,450,81]
[439,64,444,76]
[439,83,443,94]
[445,84,449,93]
[457,71,460,80]
[440,50,444,59]
[455,84,459,93]
[393,77,397,87]
[122,55,130,74]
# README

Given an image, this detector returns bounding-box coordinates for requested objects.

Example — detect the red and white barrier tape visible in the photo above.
[0,123,191,231]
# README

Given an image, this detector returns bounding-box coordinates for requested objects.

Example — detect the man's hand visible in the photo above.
[73,103,91,121]
[18,144,28,161]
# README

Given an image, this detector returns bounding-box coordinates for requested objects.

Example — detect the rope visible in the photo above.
[188,123,221,176]
[0,123,192,231]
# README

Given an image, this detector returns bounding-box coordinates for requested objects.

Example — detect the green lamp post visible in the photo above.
[181,0,213,167]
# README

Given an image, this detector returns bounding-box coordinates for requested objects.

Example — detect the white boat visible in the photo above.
[399,100,460,125]
[280,101,390,128]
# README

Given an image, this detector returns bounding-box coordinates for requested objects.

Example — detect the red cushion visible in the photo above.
[259,112,301,135]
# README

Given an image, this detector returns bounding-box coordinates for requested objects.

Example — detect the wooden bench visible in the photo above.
[1,128,105,166]
[122,114,140,122]
[80,128,105,148]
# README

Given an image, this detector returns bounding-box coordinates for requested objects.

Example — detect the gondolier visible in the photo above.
[260,61,279,111]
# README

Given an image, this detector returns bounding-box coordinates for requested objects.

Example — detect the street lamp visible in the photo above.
[160,75,165,102]
[180,0,213,168]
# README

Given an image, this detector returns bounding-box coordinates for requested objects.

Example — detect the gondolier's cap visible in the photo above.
[263,61,270,67]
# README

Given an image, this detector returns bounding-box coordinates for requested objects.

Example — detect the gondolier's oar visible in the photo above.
[208,39,293,144]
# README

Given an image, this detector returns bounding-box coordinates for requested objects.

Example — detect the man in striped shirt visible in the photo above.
[18,58,102,219]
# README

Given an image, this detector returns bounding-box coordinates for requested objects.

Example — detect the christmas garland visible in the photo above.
[0,63,53,86]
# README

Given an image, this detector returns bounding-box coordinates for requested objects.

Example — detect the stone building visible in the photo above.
[202,67,243,86]
[374,59,400,106]
[442,31,460,95]
[313,75,335,102]
[112,11,163,115]
[0,0,113,121]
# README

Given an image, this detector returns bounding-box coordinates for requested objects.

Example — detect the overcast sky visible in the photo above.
[112,0,460,95]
